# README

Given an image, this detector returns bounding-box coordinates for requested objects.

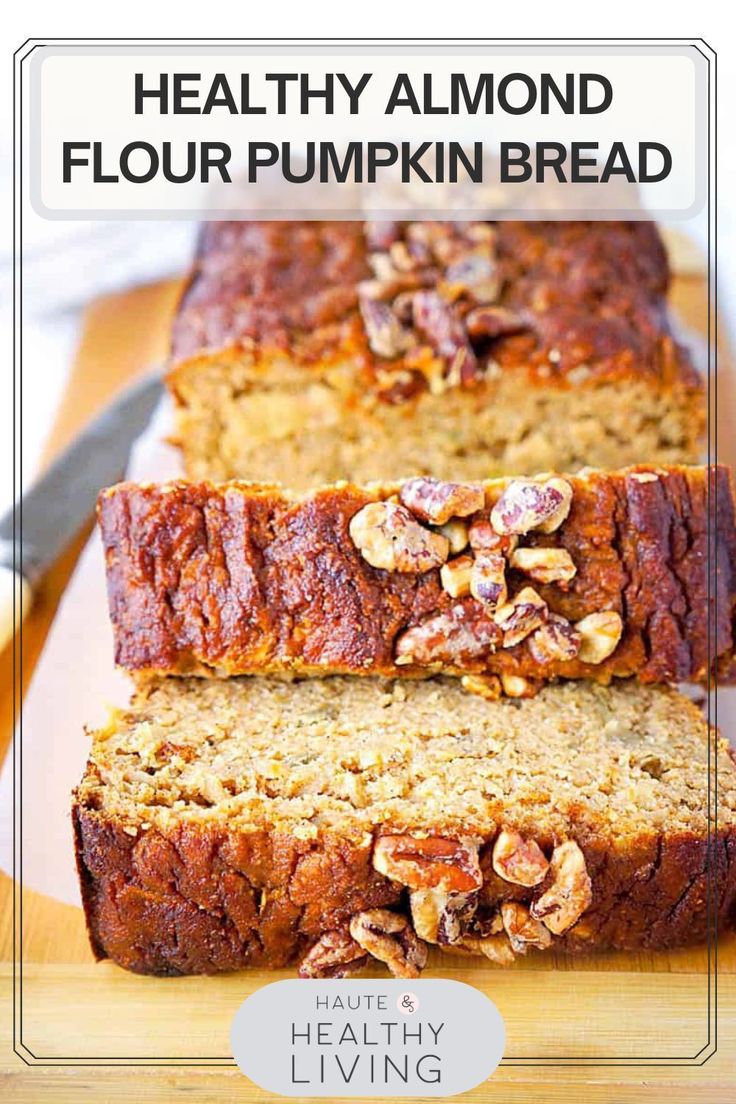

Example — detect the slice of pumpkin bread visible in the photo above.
[97,464,736,692]
[168,220,704,487]
[73,676,736,977]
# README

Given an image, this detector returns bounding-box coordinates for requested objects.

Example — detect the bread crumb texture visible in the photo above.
[79,677,733,839]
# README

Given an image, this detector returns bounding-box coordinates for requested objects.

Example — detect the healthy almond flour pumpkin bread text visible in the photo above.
[98,464,736,692]
[168,221,704,487]
[73,676,736,977]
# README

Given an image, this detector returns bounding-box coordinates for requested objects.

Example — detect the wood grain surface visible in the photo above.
[1,271,734,1102]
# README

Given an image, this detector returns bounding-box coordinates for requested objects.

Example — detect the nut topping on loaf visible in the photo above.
[348,501,450,573]
[167,220,704,487]
[492,829,550,887]
[297,930,369,979]
[373,835,483,894]
[97,465,736,690]
[357,222,501,390]
[501,903,553,953]
[490,476,573,535]
[399,477,485,525]
[576,611,624,664]
[530,841,594,935]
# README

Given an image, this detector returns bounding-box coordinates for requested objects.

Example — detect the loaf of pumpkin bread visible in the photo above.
[98,464,736,692]
[73,676,736,977]
[167,221,704,488]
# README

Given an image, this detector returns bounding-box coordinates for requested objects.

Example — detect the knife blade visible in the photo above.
[0,371,163,650]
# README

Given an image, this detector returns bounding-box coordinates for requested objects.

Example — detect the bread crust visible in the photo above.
[72,804,736,976]
[97,465,736,686]
[169,220,700,398]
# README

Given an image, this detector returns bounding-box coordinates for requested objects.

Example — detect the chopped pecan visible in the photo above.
[461,673,502,700]
[399,477,484,525]
[412,290,477,372]
[392,290,419,324]
[368,250,401,283]
[536,477,575,534]
[349,909,428,979]
[575,610,623,664]
[492,829,550,886]
[528,614,582,664]
[390,238,431,271]
[410,888,478,945]
[373,834,482,893]
[359,298,414,358]
[443,247,500,304]
[440,555,473,598]
[500,673,540,698]
[470,552,508,610]
[493,586,548,647]
[394,598,501,666]
[531,840,592,934]
[501,902,553,953]
[349,501,449,573]
[466,305,528,340]
[467,906,504,938]
[490,478,573,536]
[439,518,470,554]
[468,517,518,556]
[298,930,369,979]
[509,546,577,585]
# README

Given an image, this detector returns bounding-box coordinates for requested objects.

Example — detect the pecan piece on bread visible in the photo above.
[528,614,582,664]
[501,902,553,953]
[440,555,473,598]
[358,298,415,358]
[438,518,470,554]
[399,477,484,525]
[465,305,528,340]
[468,517,518,556]
[494,586,548,647]
[410,888,478,945]
[492,828,550,886]
[298,929,369,979]
[349,501,449,573]
[509,546,577,585]
[461,673,503,700]
[531,840,593,934]
[412,290,477,377]
[442,247,500,305]
[500,673,541,698]
[470,552,508,610]
[395,599,502,666]
[575,610,624,664]
[349,909,428,979]
[491,477,573,536]
[373,835,482,894]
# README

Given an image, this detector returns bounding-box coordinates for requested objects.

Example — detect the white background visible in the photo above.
[1,2,734,518]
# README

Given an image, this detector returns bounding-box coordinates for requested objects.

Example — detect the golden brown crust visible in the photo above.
[169,220,701,400]
[73,805,736,976]
[97,465,736,686]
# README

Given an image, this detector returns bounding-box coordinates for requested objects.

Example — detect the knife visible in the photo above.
[0,372,163,653]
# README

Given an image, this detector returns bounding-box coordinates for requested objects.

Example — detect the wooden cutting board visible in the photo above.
[2,272,735,1102]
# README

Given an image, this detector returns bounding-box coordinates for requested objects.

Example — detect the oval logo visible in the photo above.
[231,978,505,1096]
